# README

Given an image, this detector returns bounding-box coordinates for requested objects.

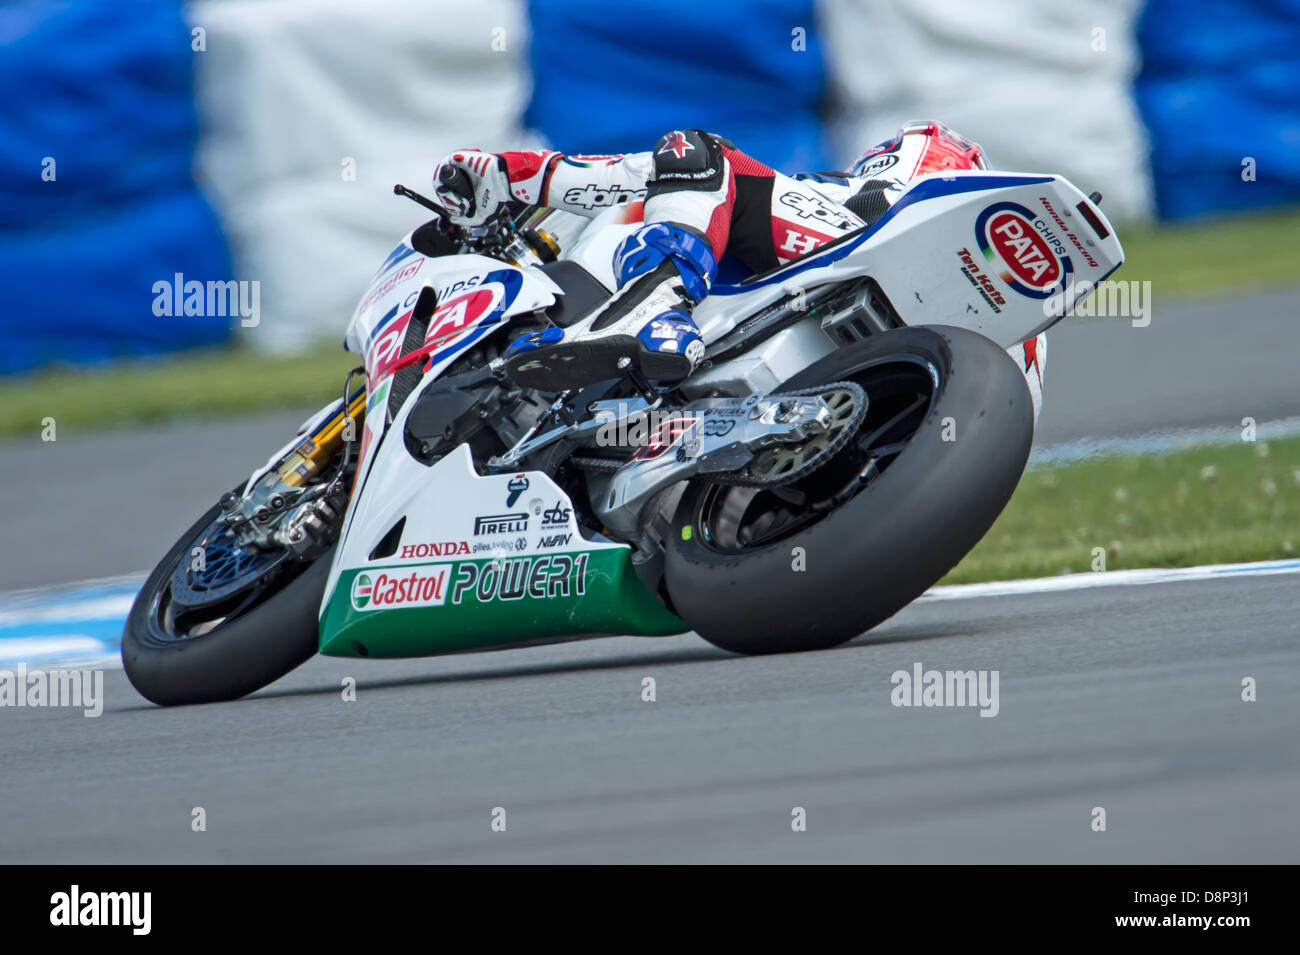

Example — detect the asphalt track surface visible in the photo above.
[1,288,1297,863]
[2,570,1296,863]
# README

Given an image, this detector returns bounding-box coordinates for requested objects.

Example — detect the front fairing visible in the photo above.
[330,233,564,610]
[343,235,558,377]
[316,223,688,655]
[342,235,561,463]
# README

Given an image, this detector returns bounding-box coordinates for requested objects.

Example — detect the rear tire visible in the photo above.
[665,325,1033,655]
[122,497,331,706]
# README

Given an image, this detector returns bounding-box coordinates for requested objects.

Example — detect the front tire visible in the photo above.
[665,325,1033,655]
[122,496,332,706]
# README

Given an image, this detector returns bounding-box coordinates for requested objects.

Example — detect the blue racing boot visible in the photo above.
[505,222,715,391]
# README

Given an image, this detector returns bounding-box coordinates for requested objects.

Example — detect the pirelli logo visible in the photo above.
[474,513,528,535]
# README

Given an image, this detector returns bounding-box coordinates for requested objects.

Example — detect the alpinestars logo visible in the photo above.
[778,191,858,231]
[563,183,645,209]
[657,131,694,159]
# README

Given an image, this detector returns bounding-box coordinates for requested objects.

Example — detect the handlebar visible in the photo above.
[393,180,555,265]
[392,183,447,216]
[437,164,476,205]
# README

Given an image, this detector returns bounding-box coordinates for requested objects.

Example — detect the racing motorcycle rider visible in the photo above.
[432,121,1045,417]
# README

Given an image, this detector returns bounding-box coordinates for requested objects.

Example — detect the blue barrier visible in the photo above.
[524,0,832,174]
[0,0,232,374]
[1137,0,1300,219]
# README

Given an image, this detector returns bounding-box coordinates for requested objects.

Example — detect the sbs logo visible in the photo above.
[975,201,1073,300]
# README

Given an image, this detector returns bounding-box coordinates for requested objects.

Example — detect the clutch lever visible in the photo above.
[393,183,449,217]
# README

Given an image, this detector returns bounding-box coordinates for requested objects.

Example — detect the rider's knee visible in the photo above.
[647,130,727,197]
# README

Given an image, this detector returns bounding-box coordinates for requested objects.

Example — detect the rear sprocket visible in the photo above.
[713,380,867,487]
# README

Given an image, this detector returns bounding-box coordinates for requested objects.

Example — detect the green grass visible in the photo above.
[1116,206,1300,298]
[0,344,356,440]
[942,435,1300,584]
[0,207,1296,441]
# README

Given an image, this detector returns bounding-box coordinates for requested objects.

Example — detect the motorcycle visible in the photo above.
[122,160,1123,705]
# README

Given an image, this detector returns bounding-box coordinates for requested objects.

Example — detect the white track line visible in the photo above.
[921,558,1300,601]
[1028,416,1300,468]
[0,593,138,627]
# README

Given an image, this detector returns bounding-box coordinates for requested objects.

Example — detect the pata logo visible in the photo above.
[974,200,1074,300]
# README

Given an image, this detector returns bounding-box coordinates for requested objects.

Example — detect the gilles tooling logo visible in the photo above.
[975,201,1073,300]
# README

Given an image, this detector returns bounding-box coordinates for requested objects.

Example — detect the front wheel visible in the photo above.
[122,491,333,706]
[665,325,1034,655]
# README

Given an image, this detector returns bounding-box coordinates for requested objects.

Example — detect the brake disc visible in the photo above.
[713,380,867,487]
[169,519,288,609]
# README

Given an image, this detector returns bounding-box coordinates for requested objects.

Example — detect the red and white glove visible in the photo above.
[432,150,511,227]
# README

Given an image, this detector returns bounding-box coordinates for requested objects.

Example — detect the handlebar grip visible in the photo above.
[438,164,475,201]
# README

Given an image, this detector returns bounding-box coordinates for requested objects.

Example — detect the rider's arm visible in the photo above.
[435,149,653,225]
[525,152,654,218]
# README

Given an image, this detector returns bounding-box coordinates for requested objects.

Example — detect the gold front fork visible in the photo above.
[273,389,367,489]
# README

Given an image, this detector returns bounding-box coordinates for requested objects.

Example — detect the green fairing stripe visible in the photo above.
[318,548,685,657]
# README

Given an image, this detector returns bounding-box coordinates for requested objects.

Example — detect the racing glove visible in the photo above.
[432,150,512,227]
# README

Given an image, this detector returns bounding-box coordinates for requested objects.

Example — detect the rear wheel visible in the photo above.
[122,491,332,706]
[665,325,1033,654]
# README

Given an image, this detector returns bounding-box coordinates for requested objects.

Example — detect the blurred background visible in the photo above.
[3,0,1298,372]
